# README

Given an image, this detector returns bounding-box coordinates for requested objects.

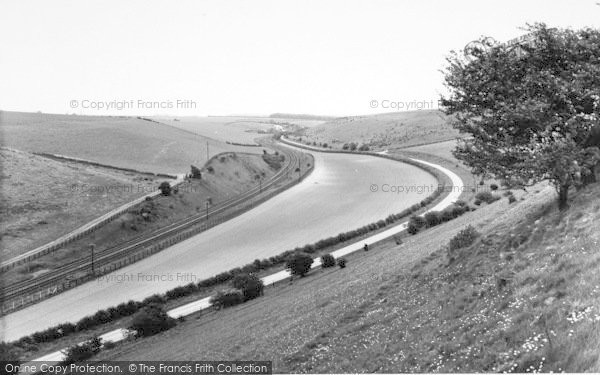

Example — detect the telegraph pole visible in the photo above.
[89,244,95,275]
[205,200,210,222]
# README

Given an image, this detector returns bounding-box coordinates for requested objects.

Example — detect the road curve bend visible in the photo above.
[2,143,458,342]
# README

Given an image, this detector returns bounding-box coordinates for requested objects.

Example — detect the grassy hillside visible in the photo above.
[98,181,600,372]
[155,116,326,145]
[297,110,458,150]
[0,111,261,175]
[0,148,159,258]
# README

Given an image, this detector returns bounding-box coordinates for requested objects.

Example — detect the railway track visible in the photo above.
[0,140,303,307]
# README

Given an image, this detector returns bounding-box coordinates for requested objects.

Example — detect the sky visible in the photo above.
[1,0,599,117]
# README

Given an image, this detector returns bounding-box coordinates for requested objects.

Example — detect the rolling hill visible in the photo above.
[0,111,262,175]
[298,110,458,150]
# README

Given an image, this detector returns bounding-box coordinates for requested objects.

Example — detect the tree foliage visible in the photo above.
[129,304,176,337]
[286,253,314,277]
[231,273,264,301]
[442,24,600,209]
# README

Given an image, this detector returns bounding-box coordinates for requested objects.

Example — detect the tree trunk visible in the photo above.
[558,184,569,210]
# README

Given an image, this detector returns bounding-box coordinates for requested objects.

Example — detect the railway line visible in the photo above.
[0,139,304,311]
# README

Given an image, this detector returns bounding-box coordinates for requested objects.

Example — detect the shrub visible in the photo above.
[210,290,244,309]
[129,304,176,337]
[451,204,468,217]
[231,274,264,301]
[321,253,336,268]
[286,253,314,277]
[143,294,166,306]
[158,182,172,196]
[475,191,500,204]
[337,258,347,268]
[91,309,112,325]
[448,225,479,252]
[407,222,420,235]
[440,208,455,222]
[61,336,102,365]
[75,316,96,332]
[409,215,427,229]
[424,212,442,227]
[490,183,499,190]
[474,199,482,206]
[508,195,517,204]
[342,143,350,150]
[0,343,20,372]
[207,166,215,173]
[358,144,370,151]
[349,142,357,151]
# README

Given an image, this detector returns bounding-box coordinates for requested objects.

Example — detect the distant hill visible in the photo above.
[299,110,459,149]
[269,113,338,121]
[0,111,261,174]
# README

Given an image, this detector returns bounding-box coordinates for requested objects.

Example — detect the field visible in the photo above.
[0,148,160,259]
[0,111,263,175]
[155,116,326,145]
[96,179,600,372]
[296,110,458,150]
[3,151,286,285]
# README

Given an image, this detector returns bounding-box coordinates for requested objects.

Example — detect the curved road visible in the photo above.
[1,148,437,342]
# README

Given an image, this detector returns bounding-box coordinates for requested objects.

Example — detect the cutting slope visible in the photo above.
[0,148,160,258]
[1,148,437,341]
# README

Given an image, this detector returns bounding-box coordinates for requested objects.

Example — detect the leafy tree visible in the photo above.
[286,253,314,277]
[210,290,244,309]
[320,253,336,268]
[231,274,264,301]
[441,24,600,209]
[158,181,172,196]
[129,304,176,337]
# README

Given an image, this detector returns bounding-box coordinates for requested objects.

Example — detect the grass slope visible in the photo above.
[99,181,600,373]
[0,111,261,175]
[0,148,158,259]
[299,110,458,149]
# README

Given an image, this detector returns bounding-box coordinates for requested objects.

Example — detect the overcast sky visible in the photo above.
[1,0,599,117]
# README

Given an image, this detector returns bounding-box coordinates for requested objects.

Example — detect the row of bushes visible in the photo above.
[407,200,471,235]
[342,142,370,151]
[210,274,265,309]
[286,252,346,277]
[60,303,177,365]
[9,155,446,350]
[60,251,351,364]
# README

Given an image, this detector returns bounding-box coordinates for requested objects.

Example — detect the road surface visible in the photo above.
[1,150,437,341]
